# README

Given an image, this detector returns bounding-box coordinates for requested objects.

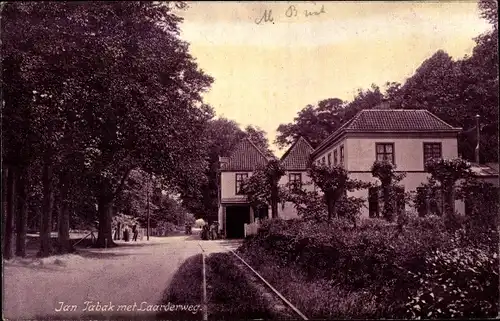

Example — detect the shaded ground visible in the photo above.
[205,253,274,320]
[4,233,247,320]
[3,236,203,320]
[157,254,204,320]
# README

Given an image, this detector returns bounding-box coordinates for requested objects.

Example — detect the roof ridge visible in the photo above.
[298,136,314,150]
[280,140,298,161]
[280,136,314,162]
[244,137,274,161]
[421,109,461,130]
[314,109,363,152]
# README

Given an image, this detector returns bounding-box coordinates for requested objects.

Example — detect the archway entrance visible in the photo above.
[225,206,251,239]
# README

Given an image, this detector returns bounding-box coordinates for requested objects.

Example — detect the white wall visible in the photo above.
[345,136,458,171]
[313,134,461,218]
[220,171,253,200]
[314,137,347,167]
[349,172,465,218]
[277,170,314,219]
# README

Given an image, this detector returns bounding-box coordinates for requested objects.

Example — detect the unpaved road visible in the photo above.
[3,235,241,320]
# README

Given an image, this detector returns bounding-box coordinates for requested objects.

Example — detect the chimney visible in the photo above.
[219,157,229,170]
[475,114,480,163]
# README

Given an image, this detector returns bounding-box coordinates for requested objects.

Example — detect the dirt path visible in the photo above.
[3,236,212,319]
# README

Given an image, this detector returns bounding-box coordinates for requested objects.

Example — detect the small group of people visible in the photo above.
[122,224,139,242]
[201,221,219,240]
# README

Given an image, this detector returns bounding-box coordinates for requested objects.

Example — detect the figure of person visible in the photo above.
[210,221,219,240]
[209,223,216,240]
[132,224,138,242]
[201,224,209,240]
[123,227,130,242]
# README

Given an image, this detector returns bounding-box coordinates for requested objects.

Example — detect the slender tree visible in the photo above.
[308,163,371,223]
[241,159,286,219]
[425,158,471,226]
[371,160,406,222]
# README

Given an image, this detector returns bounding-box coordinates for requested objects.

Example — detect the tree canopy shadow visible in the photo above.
[157,254,203,320]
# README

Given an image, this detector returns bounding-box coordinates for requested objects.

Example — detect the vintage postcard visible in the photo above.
[2,1,498,320]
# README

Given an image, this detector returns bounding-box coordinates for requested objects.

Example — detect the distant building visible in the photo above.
[278,136,315,219]
[311,109,463,218]
[218,138,272,238]
[218,109,494,237]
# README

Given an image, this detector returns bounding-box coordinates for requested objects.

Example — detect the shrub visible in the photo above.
[405,245,499,319]
[246,217,452,288]
[457,177,499,229]
[242,214,497,319]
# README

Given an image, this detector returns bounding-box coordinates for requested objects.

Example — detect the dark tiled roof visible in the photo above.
[280,137,314,170]
[313,109,462,157]
[347,109,460,132]
[220,138,270,171]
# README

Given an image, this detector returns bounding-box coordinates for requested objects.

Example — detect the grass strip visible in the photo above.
[158,254,204,320]
[205,252,274,320]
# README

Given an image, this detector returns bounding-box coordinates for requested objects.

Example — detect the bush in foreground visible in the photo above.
[239,215,498,319]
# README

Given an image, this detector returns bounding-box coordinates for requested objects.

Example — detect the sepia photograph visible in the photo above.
[1,1,499,320]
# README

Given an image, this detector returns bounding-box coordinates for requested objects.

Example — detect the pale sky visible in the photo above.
[175,1,491,156]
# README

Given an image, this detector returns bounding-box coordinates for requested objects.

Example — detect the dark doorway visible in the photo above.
[225,206,251,239]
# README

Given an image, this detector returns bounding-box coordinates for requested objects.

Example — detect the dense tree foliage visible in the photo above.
[178,118,273,222]
[2,1,213,254]
[308,164,371,223]
[240,159,286,219]
[276,0,498,163]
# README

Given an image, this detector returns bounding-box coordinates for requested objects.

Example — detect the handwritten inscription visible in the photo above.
[255,9,274,24]
[255,4,326,24]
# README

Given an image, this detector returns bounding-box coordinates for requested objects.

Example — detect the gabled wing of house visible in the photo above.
[218,138,273,238]
[312,109,462,158]
[280,136,314,171]
[220,138,272,171]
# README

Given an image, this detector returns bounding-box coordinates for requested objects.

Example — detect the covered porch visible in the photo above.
[218,199,268,239]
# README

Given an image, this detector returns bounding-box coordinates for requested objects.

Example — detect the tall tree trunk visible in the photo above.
[4,167,16,259]
[38,160,53,257]
[15,168,28,257]
[96,195,117,248]
[382,185,394,222]
[58,174,71,253]
[326,194,335,223]
[2,166,8,253]
[58,200,71,253]
[271,184,278,219]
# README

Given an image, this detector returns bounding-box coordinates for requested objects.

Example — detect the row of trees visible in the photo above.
[275,0,498,163]
[2,1,217,258]
[2,1,276,259]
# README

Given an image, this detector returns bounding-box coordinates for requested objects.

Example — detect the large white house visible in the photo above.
[217,109,494,238]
